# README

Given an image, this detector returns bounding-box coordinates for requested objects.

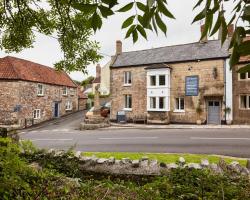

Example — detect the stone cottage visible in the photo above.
[0,56,78,128]
[110,28,245,125]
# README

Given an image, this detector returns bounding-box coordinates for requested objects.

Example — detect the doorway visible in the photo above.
[54,102,60,118]
[207,100,221,124]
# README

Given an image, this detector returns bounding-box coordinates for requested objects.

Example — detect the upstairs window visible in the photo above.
[62,87,68,96]
[150,76,156,86]
[159,75,166,86]
[124,94,132,109]
[70,88,75,96]
[239,72,250,80]
[33,109,41,119]
[65,101,72,110]
[240,95,250,109]
[124,71,132,85]
[175,97,185,111]
[37,84,44,96]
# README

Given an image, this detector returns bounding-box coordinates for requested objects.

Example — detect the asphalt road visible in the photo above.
[20,111,250,158]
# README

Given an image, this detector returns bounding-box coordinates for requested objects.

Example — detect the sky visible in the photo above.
[0,0,235,81]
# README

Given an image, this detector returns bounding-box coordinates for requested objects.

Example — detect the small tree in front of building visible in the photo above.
[196,100,203,125]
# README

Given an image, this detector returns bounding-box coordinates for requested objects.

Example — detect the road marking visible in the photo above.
[30,138,73,141]
[190,137,250,140]
[98,137,158,140]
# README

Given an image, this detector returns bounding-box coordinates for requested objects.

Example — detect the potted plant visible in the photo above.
[196,105,203,125]
[224,107,232,125]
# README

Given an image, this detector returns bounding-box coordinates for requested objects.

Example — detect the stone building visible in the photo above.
[110,37,237,124]
[78,86,88,110]
[0,56,78,128]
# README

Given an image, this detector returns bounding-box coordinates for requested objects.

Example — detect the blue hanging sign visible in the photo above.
[185,76,199,96]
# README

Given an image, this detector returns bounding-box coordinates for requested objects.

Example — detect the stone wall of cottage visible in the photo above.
[0,80,78,127]
[233,64,250,124]
[110,59,225,124]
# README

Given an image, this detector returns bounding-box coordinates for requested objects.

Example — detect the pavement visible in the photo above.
[19,111,250,158]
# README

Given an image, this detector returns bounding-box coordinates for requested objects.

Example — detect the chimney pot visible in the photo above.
[116,40,122,55]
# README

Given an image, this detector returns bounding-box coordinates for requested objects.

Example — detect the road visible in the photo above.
[20,111,250,158]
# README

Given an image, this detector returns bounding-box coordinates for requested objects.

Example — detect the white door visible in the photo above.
[207,101,221,124]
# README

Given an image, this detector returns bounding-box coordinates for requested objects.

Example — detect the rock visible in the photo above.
[48,149,55,154]
[228,161,242,173]
[132,160,140,168]
[115,159,121,164]
[246,159,250,170]
[178,157,185,166]
[121,158,131,164]
[209,163,223,174]
[140,160,149,167]
[108,157,115,164]
[54,150,65,157]
[150,160,158,167]
[241,167,250,175]
[160,162,167,168]
[201,159,209,167]
[187,163,202,169]
[218,159,227,170]
[167,163,178,169]
[97,158,108,164]
[74,151,81,158]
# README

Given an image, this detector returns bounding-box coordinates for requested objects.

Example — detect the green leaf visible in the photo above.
[157,0,175,19]
[71,3,97,13]
[147,0,156,8]
[192,8,206,24]
[99,5,114,18]
[132,29,138,43]
[91,12,102,32]
[117,2,134,12]
[229,46,240,68]
[125,25,136,38]
[238,41,250,56]
[137,25,147,39]
[136,2,147,12]
[193,0,204,10]
[220,15,227,45]
[210,12,221,36]
[152,17,158,34]
[121,15,135,29]
[237,64,250,73]
[102,0,118,8]
[138,15,152,30]
[155,13,167,34]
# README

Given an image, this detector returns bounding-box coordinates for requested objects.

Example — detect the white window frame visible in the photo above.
[150,75,157,86]
[70,88,75,96]
[124,94,132,111]
[124,71,132,86]
[239,95,250,109]
[150,97,157,109]
[33,109,41,119]
[174,97,185,112]
[62,87,68,96]
[65,101,73,111]
[239,72,250,81]
[37,84,44,96]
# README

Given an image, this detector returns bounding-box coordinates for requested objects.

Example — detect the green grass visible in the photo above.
[83,152,247,166]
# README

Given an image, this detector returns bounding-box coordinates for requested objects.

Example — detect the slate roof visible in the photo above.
[112,40,230,67]
[0,56,77,87]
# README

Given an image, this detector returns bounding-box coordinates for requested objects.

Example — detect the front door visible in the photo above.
[207,101,221,124]
[54,102,60,118]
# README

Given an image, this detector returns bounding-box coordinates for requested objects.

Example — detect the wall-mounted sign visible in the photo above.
[185,76,199,96]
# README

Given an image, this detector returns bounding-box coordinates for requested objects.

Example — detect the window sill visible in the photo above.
[66,109,72,111]
[37,94,44,97]
[123,108,132,111]
[173,110,185,113]
[62,94,68,96]
[123,84,132,87]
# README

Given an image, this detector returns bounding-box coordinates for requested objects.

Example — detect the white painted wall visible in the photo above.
[225,58,233,121]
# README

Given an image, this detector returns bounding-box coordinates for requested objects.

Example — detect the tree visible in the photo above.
[0,0,249,72]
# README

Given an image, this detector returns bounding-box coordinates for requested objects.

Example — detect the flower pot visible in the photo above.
[226,120,232,125]
[196,119,202,125]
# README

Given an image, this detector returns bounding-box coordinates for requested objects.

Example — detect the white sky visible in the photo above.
[0,0,235,81]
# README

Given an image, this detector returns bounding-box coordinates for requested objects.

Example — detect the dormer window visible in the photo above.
[37,84,44,96]
[62,87,68,96]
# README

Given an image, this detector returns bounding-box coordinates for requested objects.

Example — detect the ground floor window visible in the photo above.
[175,97,185,111]
[33,109,41,119]
[240,95,250,109]
[159,97,165,109]
[148,96,167,111]
[124,95,132,109]
[65,101,73,110]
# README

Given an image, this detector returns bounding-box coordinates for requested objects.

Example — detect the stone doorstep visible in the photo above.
[109,123,250,129]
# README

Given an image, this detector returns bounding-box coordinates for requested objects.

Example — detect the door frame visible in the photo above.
[207,99,221,125]
[53,102,60,118]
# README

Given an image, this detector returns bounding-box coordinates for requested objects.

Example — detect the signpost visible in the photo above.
[185,76,199,96]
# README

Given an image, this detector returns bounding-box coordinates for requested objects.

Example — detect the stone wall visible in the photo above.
[233,64,250,124]
[110,59,225,124]
[78,98,87,110]
[0,80,78,127]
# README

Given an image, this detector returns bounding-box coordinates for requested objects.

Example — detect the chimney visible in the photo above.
[200,24,207,43]
[116,40,122,55]
[96,64,101,79]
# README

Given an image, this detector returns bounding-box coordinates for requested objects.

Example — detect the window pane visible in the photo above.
[249,96,250,108]
[240,96,247,108]
[214,101,220,106]
[180,98,184,110]
[240,73,246,79]
[159,97,165,109]
[159,75,166,86]
[150,97,156,109]
[150,76,156,86]
[208,101,213,106]
[124,72,132,84]
[128,72,132,84]
[125,95,132,108]
[176,98,180,110]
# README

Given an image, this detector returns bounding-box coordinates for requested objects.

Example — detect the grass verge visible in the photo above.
[83,152,247,166]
